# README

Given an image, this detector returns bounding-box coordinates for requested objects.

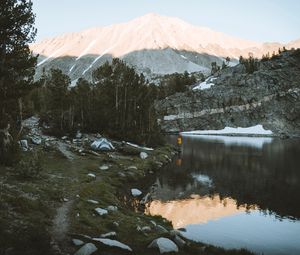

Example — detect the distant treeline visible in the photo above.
[23,59,197,146]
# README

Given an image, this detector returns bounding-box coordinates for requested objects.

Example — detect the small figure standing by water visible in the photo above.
[177,133,183,152]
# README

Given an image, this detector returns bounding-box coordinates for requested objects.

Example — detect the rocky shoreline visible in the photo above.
[156,50,300,137]
[0,116,254,255]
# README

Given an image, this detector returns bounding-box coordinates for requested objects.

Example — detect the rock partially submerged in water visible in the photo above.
[74,243,97,255]
[131,188,142,196]
[148,237,179,253]
[93,238,132,252]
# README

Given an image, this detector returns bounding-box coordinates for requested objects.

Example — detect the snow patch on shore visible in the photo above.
[182,125,272,135]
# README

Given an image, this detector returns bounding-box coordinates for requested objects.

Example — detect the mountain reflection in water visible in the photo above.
[146,135,300,255]
[146,194,253,228]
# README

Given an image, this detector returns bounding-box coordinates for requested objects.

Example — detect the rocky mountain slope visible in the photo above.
[30,13,300,82]
[155,49,300,136]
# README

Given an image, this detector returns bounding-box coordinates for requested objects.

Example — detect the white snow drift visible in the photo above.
[181,125,273,136]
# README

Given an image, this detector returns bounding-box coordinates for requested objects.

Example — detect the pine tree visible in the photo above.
[43,69,71,135]
[0,0,37,164]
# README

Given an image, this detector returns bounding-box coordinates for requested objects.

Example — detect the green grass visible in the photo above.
[0,144,254,255]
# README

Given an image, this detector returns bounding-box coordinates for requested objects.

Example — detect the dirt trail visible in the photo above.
[51,199,74,254]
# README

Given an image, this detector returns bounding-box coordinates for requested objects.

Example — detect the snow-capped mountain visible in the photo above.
[31,13,300,82]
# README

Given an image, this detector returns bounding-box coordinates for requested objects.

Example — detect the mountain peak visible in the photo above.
[30,13,300,81]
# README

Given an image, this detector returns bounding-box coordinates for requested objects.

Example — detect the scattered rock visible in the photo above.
[141,226,151,232]
[148,237,179,254]
[140,151,148,159]
[150,220,157,226]
[93,238,132,252]
[173,235,186,248]
[76,131,82,139]
[74,243,97,255]
[87,173,96,178]
[164,155,171,162]
[107,205,118,212]
[170,230,183,238]
[100,231,117,238]
[63,198,69,202]
[99,165,110,170]
[155,225,168,233]
[72,238,84,246]
[113,221,119,228]
[140,193,151,204]
[94,208,108,216]
[19,139,29,151]
[156,161,163,167]
[87,199,99,204]
[131,188,142,197]
[126,166,138,170]
[31,136,42,145]
[118,172,126,178]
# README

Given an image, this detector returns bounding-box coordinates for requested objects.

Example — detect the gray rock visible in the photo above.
[31,136,42,145]
[72,238,84,246]
[155,51,300,137]
[140,152,148,159]
[155,224,168,233]
[113,221,119,228]
[99,165,110,170]
[100,231,117,238]
[94,208,108,216]
[93,238,132,252]
[131,188,142,196]
[141,226,152,232]
[87,173,96,178]
[148,237,179,253]
[74,243,97,255]
[127,165,138,170]
[76,131,82,139]
[173,235,186,248]
[19,140,29,151]
[107,205,118,212]
[87,199,99,204]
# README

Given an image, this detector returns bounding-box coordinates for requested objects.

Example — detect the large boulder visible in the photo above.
[148,237,179,253]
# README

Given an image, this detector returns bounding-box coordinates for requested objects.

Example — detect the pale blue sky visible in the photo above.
[32,0,300,43]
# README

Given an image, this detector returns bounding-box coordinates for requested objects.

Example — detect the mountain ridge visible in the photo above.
[30,13,300,81]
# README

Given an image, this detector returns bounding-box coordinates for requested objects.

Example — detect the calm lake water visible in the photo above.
[146,135,300,255]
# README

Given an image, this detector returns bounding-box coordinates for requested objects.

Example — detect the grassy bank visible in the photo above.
[0,140,253,255]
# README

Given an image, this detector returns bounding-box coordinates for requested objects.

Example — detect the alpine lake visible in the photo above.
[145,135,300,255]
